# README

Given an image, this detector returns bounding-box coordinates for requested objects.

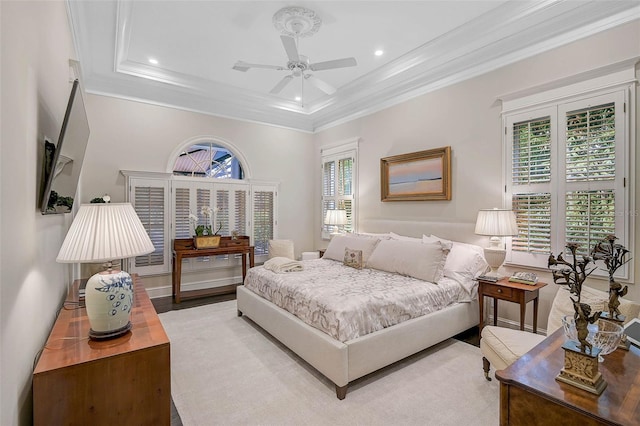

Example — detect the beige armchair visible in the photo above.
[481,285,640,380]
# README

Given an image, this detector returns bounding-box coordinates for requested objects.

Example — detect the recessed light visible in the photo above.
[374,49,384,57]
[295,96,301,101]
[148,58,159,65]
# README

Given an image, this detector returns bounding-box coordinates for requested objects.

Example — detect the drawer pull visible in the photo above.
[497,289,503,293]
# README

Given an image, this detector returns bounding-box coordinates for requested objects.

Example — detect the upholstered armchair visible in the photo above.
[481,285,640,380]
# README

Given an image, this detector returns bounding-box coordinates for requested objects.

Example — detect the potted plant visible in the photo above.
[190,206,222,249]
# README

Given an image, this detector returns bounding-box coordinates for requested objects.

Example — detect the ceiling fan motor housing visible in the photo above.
[273,6,322,38]
[288,55,309,76]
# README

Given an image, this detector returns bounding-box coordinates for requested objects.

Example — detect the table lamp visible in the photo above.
[57,203,154,340]
[474,208,518,278]
[324,209,347,236]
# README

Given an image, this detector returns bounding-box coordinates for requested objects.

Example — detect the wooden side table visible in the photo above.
[496,328,640,425]
[477,277,547,333]
[33,275,170,425]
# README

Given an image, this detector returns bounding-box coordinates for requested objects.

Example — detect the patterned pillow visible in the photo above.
[343,248,364,269]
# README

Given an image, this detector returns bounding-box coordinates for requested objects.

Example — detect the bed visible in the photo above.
[237,220,488,399]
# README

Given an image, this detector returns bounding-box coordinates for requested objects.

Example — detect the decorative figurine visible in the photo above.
[548,242,600,355]
[591,235,631,321]
[572,299,601,354]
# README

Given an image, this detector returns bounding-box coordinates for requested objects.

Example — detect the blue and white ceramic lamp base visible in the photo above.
[85,270,134,340]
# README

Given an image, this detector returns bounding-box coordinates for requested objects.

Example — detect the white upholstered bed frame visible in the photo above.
[237,219,483,399]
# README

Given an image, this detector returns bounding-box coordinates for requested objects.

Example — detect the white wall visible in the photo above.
[0,1,77,424]
[80,95,316,292]
[314,20,640,330]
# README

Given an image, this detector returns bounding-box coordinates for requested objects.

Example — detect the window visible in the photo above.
[173,142,243,179]
[123,139,278,276]
[505,88,630,278]
[321,140,358,238]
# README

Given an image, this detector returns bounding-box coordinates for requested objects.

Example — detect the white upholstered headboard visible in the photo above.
[359,218,486,247]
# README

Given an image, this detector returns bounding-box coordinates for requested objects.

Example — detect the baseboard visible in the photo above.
[146,275,243,299]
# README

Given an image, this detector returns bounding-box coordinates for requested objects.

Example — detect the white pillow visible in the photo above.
[355,232,392,240]
[389,232,423,243]
[425,234,489,295]
[323,235,380,263]
[268,239,294,260]
[366,240,449,283]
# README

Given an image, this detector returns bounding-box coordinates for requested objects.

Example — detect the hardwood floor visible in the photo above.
[153,292,480,425]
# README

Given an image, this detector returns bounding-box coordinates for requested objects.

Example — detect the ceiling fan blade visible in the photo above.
[306,74,336,95]
[309,57,357,71]
[233,61,285,72]
[280,35,299,62]
[270,75,294,94]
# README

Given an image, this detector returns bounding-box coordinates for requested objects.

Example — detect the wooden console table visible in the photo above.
[172,236,254,303]
[496,328,640,425]
[33,275,170,425]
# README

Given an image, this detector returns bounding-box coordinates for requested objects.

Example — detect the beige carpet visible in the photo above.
[160,301,499,425]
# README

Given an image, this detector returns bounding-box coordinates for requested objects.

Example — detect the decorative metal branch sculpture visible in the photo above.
[591,235,631,321]
[548,242,601,354]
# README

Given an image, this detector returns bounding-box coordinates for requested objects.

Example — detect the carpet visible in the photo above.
[160,301,499,425]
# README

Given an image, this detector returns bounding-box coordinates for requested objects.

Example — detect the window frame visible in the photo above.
[502,67,634,281]
[320,139,359,239]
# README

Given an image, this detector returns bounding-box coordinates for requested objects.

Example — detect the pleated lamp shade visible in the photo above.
[324,209,347,226]
[474,208,518,237]
[57,203,154,263]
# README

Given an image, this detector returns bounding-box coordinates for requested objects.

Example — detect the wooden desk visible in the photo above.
[478,277,547,333]
[33,275,170,425]
[496,328,640,425]
[172,236,254,303]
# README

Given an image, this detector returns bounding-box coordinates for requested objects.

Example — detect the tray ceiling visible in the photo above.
[68,1,640,132]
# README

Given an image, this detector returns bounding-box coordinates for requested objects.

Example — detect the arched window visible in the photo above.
[173,142,244,179]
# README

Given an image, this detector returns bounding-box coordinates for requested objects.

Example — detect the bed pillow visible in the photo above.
[343,248,364,269]
[355,232,393,240]
[323,235,380,263]
[389,232,423,243]
[366,239,449,283]
[424,234,489,295]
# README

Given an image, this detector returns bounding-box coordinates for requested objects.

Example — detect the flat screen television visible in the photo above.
[40,79,90,214]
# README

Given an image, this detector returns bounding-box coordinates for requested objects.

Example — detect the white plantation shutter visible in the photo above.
[321,140,358,238]
[174,186,191,238]
[234,189,248,236]
[126,177,170,275]
[511,193,552,254]
[215,189,230,236]
[252,186,276,256]
[505,89,629,275]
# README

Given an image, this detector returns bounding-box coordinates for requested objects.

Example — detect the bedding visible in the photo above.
[243,258,470,342]
[238,230,482,399]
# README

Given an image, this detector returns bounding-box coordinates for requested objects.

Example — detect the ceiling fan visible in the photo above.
[232,6,357,100]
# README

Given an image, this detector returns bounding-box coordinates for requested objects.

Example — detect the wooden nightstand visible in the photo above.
[477,277,547,333]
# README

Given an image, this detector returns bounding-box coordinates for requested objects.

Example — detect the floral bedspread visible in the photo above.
[243,259,471,342]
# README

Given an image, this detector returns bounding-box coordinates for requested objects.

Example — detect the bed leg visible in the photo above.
[482,357,492,381]
[237,310,243,317]
[336,384,348,400]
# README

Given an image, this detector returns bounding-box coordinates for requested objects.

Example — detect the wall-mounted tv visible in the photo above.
[40,79,90,214]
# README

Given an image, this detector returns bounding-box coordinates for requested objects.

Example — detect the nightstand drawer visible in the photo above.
[482,283,514,299]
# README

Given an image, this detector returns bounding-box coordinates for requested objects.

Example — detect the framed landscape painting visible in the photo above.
[380,146,451,201]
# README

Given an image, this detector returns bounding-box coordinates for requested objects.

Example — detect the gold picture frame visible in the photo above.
[381,146,451,201]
